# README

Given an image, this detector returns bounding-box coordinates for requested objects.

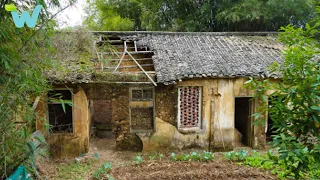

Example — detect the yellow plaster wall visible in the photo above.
[141,77,271,151]
[212,79,235,149]
[36,89,90,158]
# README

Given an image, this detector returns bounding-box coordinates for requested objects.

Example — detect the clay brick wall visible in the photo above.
[155,84,178,126]
[93,100,112,124]
[131,107,153,130]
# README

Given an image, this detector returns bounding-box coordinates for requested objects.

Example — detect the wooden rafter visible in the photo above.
[111,41,157,86]
[126,50,157,86]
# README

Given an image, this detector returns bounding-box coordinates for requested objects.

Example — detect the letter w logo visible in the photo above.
[7,5,42,28]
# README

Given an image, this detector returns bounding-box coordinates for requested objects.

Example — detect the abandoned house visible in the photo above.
[35,31,283,157]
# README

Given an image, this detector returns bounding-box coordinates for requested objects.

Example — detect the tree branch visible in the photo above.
[19,1,77,51]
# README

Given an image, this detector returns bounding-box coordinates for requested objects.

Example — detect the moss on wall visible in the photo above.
[36,89,90,158]
[37,77,273,155]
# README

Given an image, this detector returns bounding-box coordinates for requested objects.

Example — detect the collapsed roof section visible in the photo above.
[93,33,157,85]
[46,31,157,85]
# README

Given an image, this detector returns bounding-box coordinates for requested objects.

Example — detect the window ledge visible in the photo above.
[131,130,154,134]
[178,127,201,134]
[49,132,74,136]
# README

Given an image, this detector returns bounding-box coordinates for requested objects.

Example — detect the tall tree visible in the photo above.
[139,0,230,31]
[246,8,320,178]
[83,0,138,31]
[84,0,318,32]
[0,0,75,177]
[216,0,318,31]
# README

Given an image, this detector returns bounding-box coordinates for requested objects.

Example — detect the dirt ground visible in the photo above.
[39,137,136,179]
[110,160,276,180]
[39,137,276,180]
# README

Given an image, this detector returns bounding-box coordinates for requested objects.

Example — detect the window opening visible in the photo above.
[48,90,73,133]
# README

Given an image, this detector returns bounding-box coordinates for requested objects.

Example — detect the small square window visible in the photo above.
[143,89,153,100]
[131,89,153,101]
[132,90,143,100]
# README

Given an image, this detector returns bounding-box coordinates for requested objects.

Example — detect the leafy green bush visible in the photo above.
[223,150,248,161]
[223,150,320,179]
[132,155,143,165]
[171,151,214,162]
[190,152,201,161]
[244,7,320,179]
[171,152,178,161]
[158,153,165,160]
[92,162,113,180]
[201,151,214,161]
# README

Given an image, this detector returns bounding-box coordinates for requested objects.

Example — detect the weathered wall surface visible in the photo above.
[140,79,216,151]
[83,84,153,151]
[37,77,274,156]
[139,77,270,151]
[212,79,234,150]
[111,86,143,151]
[155,84,177,126]
[36,89,90,158]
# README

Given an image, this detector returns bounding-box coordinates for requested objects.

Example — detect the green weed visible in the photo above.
[132,155,143,165]
[57,160,95,180]
[92,162,113,180]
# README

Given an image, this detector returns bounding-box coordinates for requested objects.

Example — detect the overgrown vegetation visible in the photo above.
[245,7,320,179]
[92,162,114,180]
[223,150,320,179]
[56,160,96,180]
[84,0,318,31]
[0,0,77,178]
[171,151,214,162]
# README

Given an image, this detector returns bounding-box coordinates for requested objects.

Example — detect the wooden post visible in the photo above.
[113,41,127,73]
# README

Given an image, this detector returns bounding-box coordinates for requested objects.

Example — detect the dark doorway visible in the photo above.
[235,97,252,147]
[48,90,73,133]
[93,100,114,138]
[266,96,280,142]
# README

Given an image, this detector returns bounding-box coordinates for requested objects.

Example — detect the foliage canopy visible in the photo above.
[83,0,318,31]
[0,0,76,177]
[245,7,320,179]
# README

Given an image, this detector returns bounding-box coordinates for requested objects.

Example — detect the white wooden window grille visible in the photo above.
[178,86,201,129]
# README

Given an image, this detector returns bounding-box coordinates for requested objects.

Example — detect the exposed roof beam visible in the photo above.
[126,50,157,86]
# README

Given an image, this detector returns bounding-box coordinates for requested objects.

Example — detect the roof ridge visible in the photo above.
[92,31,278,36]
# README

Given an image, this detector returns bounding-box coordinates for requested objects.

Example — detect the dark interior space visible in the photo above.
[93,100,114,138]
[235,97,252,146]
[48,104,73,133]
[266,96,280,141]
[48,90,73,133]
